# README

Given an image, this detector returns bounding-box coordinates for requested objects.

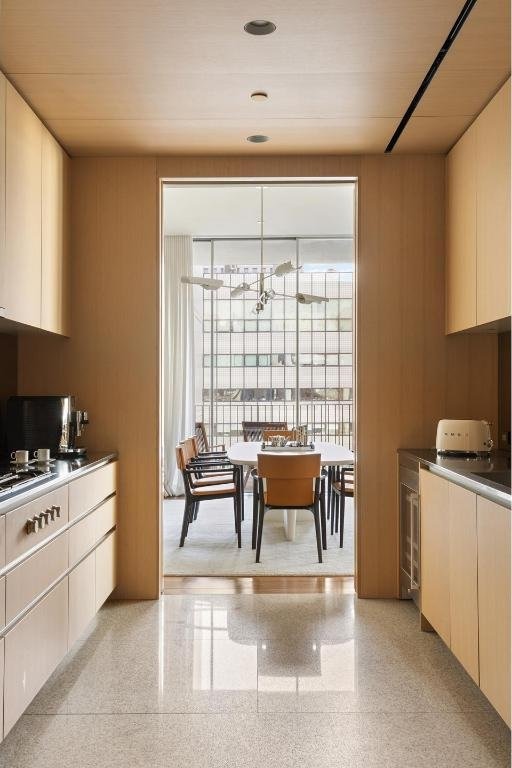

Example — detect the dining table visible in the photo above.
[227,441,354,541]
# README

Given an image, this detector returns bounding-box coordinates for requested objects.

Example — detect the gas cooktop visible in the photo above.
[0,463,57,497]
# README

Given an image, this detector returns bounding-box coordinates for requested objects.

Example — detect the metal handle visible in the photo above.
[52,505,61,518]
[25,517,38,534]
[42,509,51,525]
[36,512,46,529]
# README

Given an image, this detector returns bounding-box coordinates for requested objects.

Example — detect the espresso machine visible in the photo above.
[6,395,89,458]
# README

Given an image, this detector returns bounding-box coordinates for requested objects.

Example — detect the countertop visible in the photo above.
[0,452,117,516]
[399,448,511,508]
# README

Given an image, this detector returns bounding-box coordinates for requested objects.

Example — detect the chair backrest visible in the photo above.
[195,422,209,453]
[175,444,186,471]
[262,428,296,441]
[257,453,321,507]
[242,421,287,442]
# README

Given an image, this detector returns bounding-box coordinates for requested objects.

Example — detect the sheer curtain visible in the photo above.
[163,235,195,496]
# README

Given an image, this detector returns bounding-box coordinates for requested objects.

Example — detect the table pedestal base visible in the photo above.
[283,510,297,541]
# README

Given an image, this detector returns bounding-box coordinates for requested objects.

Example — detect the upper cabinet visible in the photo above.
[446,79,511,333]
[0,78,70,335]
[2,82,42,328]
[41,129,70,336]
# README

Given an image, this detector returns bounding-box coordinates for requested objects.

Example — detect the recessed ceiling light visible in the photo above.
[251,91,268,101]
[244,20,276,35]
[247,134,270,143]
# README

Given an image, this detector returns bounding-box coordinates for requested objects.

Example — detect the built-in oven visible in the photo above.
[399,455,420,606]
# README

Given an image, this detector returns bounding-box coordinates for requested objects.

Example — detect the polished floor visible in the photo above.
[164,495,354,576]
[0,586,509,767]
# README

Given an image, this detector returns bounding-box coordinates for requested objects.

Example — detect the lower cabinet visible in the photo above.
[477,496,511,725]
[68,552,96,648]
[419,469,450,645]
[96,531,116,611]
[4,579,68,736]
[420,468,511,725]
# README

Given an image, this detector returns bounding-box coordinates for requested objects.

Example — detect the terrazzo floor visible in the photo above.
[164,494,354,575]
[0,591,509,767]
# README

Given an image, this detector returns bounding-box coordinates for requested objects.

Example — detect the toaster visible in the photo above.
[436,419,493,455]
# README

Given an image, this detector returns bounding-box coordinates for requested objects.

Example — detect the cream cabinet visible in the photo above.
[41,128,70,336]
[95,530,116,611]
[476,79,511,325]
[68,552,96,648]
[477,496,511,725]
[446,78,511,332]
[2,82,42,328]
[446,123,477,333]
[447,483,479,683]
[419,469,450,645]
[0,74,5,299]
[4,579,68,736]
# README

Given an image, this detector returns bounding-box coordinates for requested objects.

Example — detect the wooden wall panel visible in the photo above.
[17,158,159,600]
[17,153,498,600]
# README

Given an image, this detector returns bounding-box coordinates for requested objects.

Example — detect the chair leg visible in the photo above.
[339,493,346,548]
[326,467,331,520]
[320,492,327,550]
[179,499,191,547]
[236,491,242,549]
[313,503,323,563]
[256,497,265,563]
[335,492,340,533]
[330,491,336,536]
[193,501,199,521]
[239,466,245,522]
[252,484,258,549]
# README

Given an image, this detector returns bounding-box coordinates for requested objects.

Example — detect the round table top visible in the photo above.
[227,441,354,467]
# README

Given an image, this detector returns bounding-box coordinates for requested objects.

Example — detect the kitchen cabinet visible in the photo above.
[476,79,511,326]
[446,123,477,333]
[0,74,5,297]
[2,82,42,328]
[419,469,450,644]
[69,462,117,521]
[4,578,68,736]
[68,552,96,648]
[448,483,479,683]
[95,530,116,611]
[41,128,70,335]
[445,78,511,332]
[477,496,511,725]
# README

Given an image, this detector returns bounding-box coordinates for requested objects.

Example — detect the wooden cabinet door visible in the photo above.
[3,83,42,328]
[0,638,4,742]
[4,579,68,736]
[476,79,511,325]
[446,123,477,333]
[69,552,96,648]
[448,483,479,683]
[420,469,450,645]
[41,128,70,335]
[95,530,116,611]
[477,496,511,725]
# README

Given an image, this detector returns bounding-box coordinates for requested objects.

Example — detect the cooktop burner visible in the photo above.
[0,464,56,497]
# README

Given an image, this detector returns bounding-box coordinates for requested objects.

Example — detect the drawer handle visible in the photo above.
[51,505,61,519]
[25,517,39,535]
[36,512,46,530]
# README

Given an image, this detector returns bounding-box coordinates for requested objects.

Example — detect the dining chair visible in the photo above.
[242,421,287,442]
[181,438,233,486]
[330,466,354,547]
[253,453,326,563]
[195,421,226,454]
[175,444,241,548]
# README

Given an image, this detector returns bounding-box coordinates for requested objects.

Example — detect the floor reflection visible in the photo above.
[182,598,355,694]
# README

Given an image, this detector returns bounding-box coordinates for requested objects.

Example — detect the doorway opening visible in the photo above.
[161,180,356,577]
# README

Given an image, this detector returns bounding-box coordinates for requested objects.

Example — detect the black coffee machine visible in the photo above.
[6,395,89,458]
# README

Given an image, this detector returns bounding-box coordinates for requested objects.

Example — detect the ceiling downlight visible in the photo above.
[244,20,276,35]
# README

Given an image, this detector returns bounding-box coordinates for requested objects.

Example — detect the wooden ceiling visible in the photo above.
[0,0,509,156]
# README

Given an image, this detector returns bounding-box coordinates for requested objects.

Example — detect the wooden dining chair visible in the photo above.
[253,453,326,563]
[195,421,226,454]
[330,466,354,547]
[175,444,241,548]
[242,421,287,442]
[262,428,296,442]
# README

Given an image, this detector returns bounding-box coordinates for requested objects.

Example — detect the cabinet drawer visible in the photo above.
[0,638,4,742]
[96,530,116,611]
[69,512,96,568]
[69,462,117,521]
[69,552,95,648]
[5,485,68,564]
[92,495,116,542]
[0,515,5,570]
[4,578,68,736]
[6,532,68,623]
[0,577,5,630]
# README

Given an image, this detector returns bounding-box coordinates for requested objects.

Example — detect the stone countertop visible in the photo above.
[0,451,117,516]
[399,448,511,508]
